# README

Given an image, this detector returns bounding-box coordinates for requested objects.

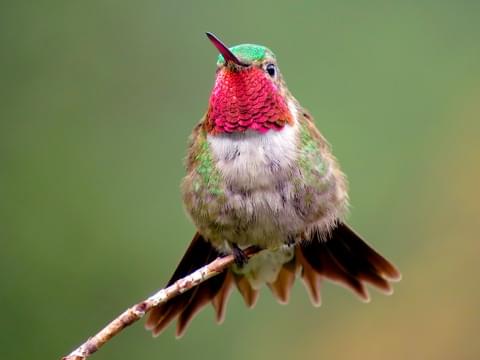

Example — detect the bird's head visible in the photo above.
[205,33,293,135]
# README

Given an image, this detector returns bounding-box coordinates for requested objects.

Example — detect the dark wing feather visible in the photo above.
[147,224,400,337]
[145,233,228,337]
[297,222,400,302]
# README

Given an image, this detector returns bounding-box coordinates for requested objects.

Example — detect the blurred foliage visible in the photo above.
[1,1,479,359]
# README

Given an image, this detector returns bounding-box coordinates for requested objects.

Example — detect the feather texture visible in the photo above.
[145,233,225,337]
[298,222,401,303]
[147,41,400,338]
[267,258,297,304]
[146,223,400,337]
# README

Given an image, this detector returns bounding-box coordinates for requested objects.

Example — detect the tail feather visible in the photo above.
[267,258,297,304]
[296,247,322,306]
[301,239,370,301]
[146,223,400,337]
[211,272,235,323]
[233,273,260,308]
[333,224,401,281]
[324,234,392,294]
[298,222,400,302]
[176,271,227,337]
[149,303,181,336]
[145,233,225,337]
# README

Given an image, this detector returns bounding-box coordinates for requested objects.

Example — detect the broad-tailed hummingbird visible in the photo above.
[146,33,401,337]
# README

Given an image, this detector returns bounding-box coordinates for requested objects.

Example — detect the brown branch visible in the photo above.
[62,246,261,360]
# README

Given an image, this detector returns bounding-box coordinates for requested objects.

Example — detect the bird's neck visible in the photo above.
[205,68,293,135]
[206,99,301,190]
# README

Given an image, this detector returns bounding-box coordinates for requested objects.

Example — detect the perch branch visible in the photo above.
[62,246,261,360]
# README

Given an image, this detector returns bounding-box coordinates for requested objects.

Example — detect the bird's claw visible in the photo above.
[231,243,248,267]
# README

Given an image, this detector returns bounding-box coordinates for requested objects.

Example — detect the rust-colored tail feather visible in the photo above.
[175,272,227,337]
[211,271,235,323]
[297,222,400,303]
[296,247,322,306]
[146,223,400,337]
[145,233,225,337]
[233,273,259,308]
[267,258,297,304]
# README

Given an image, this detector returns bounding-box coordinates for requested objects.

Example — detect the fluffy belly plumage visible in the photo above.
[182,123,347,253]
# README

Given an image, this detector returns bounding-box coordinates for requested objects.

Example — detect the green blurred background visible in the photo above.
[1,1,479,359]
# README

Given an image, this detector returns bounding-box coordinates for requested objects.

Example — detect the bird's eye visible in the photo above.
[266,63,276,77]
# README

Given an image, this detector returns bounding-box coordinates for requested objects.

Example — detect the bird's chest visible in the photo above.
[209,128,298,190]
[200,128,302,248]
[183,124,342,251]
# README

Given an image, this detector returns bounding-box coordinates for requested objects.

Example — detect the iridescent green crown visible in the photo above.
[216,44,275,65]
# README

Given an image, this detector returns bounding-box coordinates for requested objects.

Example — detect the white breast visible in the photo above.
[206,102,301,287]
[202,100,304,252]
[208,100,299,189]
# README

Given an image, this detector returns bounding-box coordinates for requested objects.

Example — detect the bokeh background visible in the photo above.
[1,1,480,359]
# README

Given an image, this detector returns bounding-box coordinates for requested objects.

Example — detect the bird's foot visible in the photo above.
[231,243,248,267]
[285,236,296,247]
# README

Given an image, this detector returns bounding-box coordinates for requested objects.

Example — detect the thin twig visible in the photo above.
[62,246,261,360]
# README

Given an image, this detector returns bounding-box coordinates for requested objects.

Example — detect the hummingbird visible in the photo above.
[146,33,401,337]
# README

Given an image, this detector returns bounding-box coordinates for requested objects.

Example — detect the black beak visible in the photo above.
[206,32,249,67]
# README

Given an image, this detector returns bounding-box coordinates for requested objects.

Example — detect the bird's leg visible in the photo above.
[231,243,248,267]
[285,235,296,247]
